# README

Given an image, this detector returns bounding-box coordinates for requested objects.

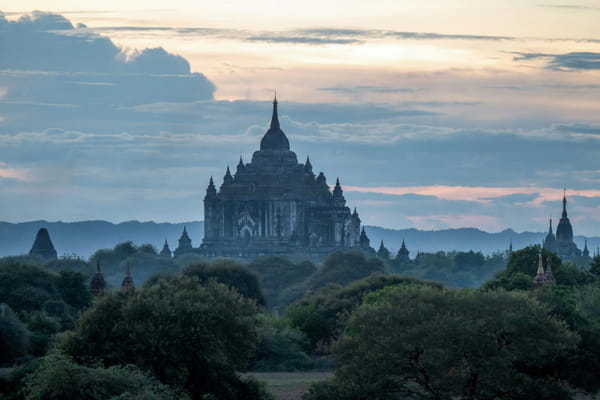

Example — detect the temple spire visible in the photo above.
[536,253,545,276]
[548,218,553,234]
[270,94,279,129]
[562,189,568,219]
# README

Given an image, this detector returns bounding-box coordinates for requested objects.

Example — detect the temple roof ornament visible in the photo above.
[260,95,290,151]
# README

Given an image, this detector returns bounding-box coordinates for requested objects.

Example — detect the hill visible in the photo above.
[1,220,597,259]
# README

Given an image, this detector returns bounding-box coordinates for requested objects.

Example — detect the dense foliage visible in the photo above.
[89,241,179,286]
[308,251,384,290]
[305,286,579,400]
[386,250,507,287]
[182,259,266,306]
[26,350,188,400]
[288,274,443,350]
[248,256,317,308]
[61,278,270,400]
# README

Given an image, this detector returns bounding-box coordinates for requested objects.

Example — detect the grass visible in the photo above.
[248,371,333,400]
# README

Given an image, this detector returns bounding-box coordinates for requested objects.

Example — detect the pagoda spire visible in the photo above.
[270,94,279,129]
[536,253,545,276]
[562,189,568,219]
[548,218,553,234]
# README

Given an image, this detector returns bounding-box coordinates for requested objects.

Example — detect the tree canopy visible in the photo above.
[306,286,579,400]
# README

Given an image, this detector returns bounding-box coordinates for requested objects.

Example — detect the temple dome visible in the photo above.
[260,96,290,151]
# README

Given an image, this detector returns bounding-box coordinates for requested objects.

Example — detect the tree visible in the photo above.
[56,269,91,310]
[250,314,312,371]
[305,286,578,400]
[288,274,442,350]
[248,257,317,308]
[589,256,600,277]
[45,256,93,276]
[486,245,593,290]
[26,350,189,400]
[0,261,59,313]
[0,305,29,365]
[183,260,266,306]
[308,251,384,290]
[61,278,270,400]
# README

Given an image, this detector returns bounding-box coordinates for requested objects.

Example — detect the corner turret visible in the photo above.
[223,166,233,185]
[359,227,371,249]
[332,178,346,207]
[304,156,313,174]
[236,156,245,174]
[205,177,217,200]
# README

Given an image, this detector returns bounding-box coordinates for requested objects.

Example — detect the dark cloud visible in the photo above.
[550,52,600,70]
[554,123,600,135]
[0,12,215,106]
[513,51,600,70]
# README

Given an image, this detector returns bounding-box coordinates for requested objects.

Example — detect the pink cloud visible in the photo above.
[344,185,600,206]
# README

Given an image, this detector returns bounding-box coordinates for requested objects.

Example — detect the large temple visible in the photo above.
[543,191,586,262]
[179,97,373,261]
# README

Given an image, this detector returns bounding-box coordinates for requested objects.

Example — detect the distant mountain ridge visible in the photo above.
[1,220,598,259]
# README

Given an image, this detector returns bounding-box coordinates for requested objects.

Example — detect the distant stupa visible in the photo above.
[29,228,58,260]
[120,263,135,293]
[90,260,107,297]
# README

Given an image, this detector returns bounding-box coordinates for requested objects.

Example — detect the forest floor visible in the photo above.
[248,371,333,400]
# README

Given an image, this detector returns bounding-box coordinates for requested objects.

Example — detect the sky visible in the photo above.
[0,1,599,235]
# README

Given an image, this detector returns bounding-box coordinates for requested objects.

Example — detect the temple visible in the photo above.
[543,191,582,261]
[29,228,58,260]
[533,254,555,289]
[184,97,373,261]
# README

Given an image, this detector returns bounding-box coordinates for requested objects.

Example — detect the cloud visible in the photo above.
[514,51,600,70]
[318,86,415,94]
[554,123,600,135]
[0,11,215,108]
[344,185,600,205]
[537,4,600,10]
[246,35,362,45]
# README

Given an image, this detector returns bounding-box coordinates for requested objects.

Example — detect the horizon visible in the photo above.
[1,3,599,236]
[4,218,600,238]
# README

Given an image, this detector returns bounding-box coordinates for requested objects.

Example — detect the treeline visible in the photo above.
[1,243,600,399]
